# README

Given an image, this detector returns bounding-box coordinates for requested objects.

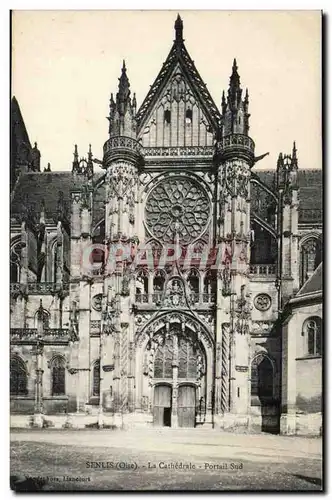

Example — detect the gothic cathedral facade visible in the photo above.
[10,16,322,434]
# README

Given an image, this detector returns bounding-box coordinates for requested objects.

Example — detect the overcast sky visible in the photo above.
[12,10,321,172]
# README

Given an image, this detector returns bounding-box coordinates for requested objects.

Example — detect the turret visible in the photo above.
[221,59,250,137]
[107,61,137,138]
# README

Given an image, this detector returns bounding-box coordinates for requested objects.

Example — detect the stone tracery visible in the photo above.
[145,176,210,244]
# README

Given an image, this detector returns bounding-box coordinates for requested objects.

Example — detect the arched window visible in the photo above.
[302,317,322,356]
[51,356,66,396]
[203,270,217,302]
[10,241,21,283]
[154,338,173,378]
[34,308,50,329]
[153,270,165,293]
[185,108,193,126]
[164,109,171,125]
[91,219,106,273]
[51,240,57,283]
[92,361,100,397]
[10,356,27,395]
[300,237,322,287]
[136,269,149,293]
[187,268,200,294]
[251,354,274,404]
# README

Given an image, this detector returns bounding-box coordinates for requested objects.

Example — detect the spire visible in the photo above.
[228,58,242,108]
[132,92,137,114]
[108,61,137,138]
[117,60,130,113]
[291,141,298,169]
[71,144,79,174]
[175,14,184,43]
[221,59,250,136]
[221,90,227,114]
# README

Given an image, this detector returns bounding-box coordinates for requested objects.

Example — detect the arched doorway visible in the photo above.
[250,353,279,433]
[147,322,206,428]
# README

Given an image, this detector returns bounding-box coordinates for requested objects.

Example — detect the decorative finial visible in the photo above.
[122,59,126,71]
[291,141,298,169]
[175,14,183,43]
[34,142,38,148]
[221,90,227,114]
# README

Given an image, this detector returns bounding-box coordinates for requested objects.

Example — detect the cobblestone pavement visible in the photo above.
[10,429,323,491]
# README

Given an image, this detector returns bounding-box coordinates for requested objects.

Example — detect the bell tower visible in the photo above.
[99,62,143,425]
[215,60,255,428]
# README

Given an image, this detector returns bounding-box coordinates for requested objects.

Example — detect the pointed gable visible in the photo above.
[136,15,221,148]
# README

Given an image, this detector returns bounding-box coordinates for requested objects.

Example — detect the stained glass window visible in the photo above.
[51,356,65,396]
[154,338,173,378]
[145,177,210,244]
[92,361,100,396]
[10,357,27,395]
[303,317,322,356]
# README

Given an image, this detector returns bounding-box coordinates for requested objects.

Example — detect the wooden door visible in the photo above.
[153,385,172,427]
[178,385,196,428]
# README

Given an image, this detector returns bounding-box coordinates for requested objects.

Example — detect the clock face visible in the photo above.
[145,176,210,245]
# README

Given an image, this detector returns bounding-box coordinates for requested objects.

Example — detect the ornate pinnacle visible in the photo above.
[277,152,284,170]
[74,144,79,162]
[221,90,227,114]
[175,14,184,43]
[227,58,242,109]
[117,59,130,104]
[291,141,298,169]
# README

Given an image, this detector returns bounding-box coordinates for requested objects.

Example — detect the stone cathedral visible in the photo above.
[10,16,322,435]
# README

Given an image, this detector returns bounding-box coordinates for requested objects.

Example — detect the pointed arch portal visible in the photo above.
[136,313,212,428]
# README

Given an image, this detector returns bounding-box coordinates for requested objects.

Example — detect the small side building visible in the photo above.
[281,263,323,435]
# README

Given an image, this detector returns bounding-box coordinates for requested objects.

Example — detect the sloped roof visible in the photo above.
[135,26,221,133]
[10,167,322,229]
[296,262,323,297]
[254,169,322,222]
[11,171,105,229]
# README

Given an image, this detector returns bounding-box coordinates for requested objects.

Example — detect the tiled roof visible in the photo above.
[296,262,323,296]
[254,169,322,222]
[11,171,105,228]
[11,167,322,227]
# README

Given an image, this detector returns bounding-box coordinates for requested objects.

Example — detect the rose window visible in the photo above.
[145,177,210,244]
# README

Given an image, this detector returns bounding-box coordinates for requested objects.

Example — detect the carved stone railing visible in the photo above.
[10,282,70,295]
[249,264,276,277]
[10,328,69,340]
[143,146,214,157]
[103,136,143,166]
[215,134,255,164]
[27,282,56,294]
[10,283,21,294]
[44,328,69,338]
[135,293,149,304]
[135,292,216,305]
[11,328,38,339]
[202,293,217,304]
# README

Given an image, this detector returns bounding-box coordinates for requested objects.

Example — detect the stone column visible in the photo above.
[34,303,45,427]
[171,330,179,428]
